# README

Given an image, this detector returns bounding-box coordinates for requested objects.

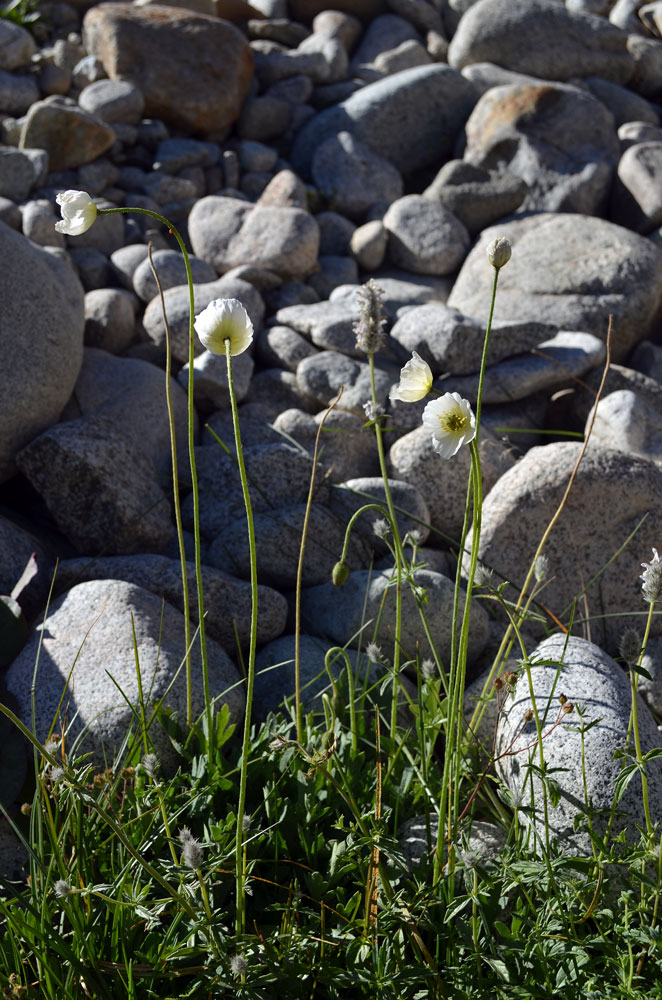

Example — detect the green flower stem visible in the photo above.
[224,338,259,938]
[99,206,210,742]
[293,391,343,742]
[633,599,657,836]
[325,647,358,751]
[147,240,193,727]
[367,355,405,743]
[433,264,500,884]
[336,502,392,565]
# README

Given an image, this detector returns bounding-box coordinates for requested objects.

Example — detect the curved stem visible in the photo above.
[224,339,259,938]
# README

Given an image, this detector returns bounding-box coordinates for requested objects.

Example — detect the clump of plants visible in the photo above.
[0,195,661,999]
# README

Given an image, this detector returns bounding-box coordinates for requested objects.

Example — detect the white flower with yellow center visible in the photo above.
[390,351,433,403]
[194,298,254,357]
[422,392,476,459]
[55,190,98,235]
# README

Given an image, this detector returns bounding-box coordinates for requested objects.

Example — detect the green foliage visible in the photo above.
[0,0,41,29]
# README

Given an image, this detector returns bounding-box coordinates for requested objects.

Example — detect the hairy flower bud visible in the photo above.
[354,279,386,355]
[486,236,512,270]
[641,548,662,604]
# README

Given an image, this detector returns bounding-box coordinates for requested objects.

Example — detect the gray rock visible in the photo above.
[21,198,64,248]
[308,255,358,299]
[55,554,287,653]
[388,422,516,544]
[618,120,662,150]
[0,220,84,483]
[237,94,291,141]
[19,98,115,171]
[71,54,107,89]
[300,566,489,665]
[629,340,662,384]
[84,288,136,353]
[61,347,192,488]
[274,407,381,482]
[331,270,453,319]
[0,21,36,71]
[0,145,46,201]
[5,579,244,764]
[142,274,265,364]
[611,141,662,234]
[637,635,662,716]
[69,246,111,291]
[459,60,543,95]
[463,82,619,215]
[312,10,362,50]
[569,362,662,427]
[245,367,320,415]
[188,195,319,280]
[256,169,308,210]
[78,79,145,125]
[207,501,369,588]
[140,171,198,205]
[423,160,527,236]
[255,39,347,87]
[291,64,478,177]
[0,67,39,116]
[448,0,634,84]
[255,324,318,371]
[581,75,660,128]
[83,3,253,135]
[383,195,470,276]
[77,157,120,195]
[184,441,328,543]
[0,515,55,622]
[110,243,150,289]
[350,220,388,270]
[447,214,662,362]
[445,330,606,404]
[16,415,173,555]
[132,248,216,303]
[390,304,558,375]
[350,14,419,76]
[496,634,662,854]
[587,388,662,463]
[276,300,357,355]
[627,35,662,100]
[374,39,433,77]
[316,211,356,256]
[296,351,395,416]
[178,349,254,413]
[253,633,355,718]
[329,476,431,550]
[311,130,403,220]
[471,442,662,650]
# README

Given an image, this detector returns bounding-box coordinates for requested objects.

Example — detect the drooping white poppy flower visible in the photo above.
[194,298,254,357]
[390,351,433,403]
[422,392,476,459]
[55,190,98,235]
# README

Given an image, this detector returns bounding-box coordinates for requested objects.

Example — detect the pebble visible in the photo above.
[448,214,662,361]
[311,130,403,219]
[20,97,115,170]
[496,634,662,854]
[5,579,245,765]
[383,194,470,275]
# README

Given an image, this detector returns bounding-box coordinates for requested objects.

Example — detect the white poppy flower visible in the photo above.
[390,351,433,403]
[55,190,98,235]
[422,393,476,459]
[194,298,254,357]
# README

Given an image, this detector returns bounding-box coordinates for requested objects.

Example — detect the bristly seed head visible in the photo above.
[366,642,383,665]
[619,626,642,667]
[230,953,248,977]
[142,753,159,778]
[353,279,386,355]
[54,879,71,899]
[181,836,204,869]
[372,518,389,539]
[534,554,549,583]
[641,548,662,604]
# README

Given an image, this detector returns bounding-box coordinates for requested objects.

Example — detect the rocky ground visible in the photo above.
[2,0,662,870]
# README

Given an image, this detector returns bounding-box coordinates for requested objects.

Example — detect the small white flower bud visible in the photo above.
[182,836,204,869]
[641,548,662,604]
[194,298,254,357]
[55,190,98,236]
[54,879,71,898]
[486,236,512,270]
